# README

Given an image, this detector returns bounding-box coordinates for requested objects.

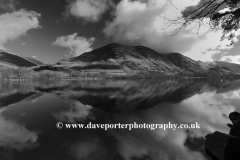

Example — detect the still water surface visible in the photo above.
[0,79,240,160]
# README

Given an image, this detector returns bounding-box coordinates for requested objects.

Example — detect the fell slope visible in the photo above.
[56,43,240,77]
[58,43,181,75]
[165,53,207,74]
[215,61,240,74]
[0,50,40,68]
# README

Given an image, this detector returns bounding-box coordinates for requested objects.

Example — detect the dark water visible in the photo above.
[0,79,240,160]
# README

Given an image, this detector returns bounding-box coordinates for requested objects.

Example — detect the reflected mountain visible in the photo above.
[1,79,240,113]
[33,79,240,113]
[52,80,208,112]
[0,82,44,108]
[1,79,240,160]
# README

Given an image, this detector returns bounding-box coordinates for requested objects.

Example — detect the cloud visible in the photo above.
[175,92,234,137]
[66,0,114,22]
[71,137,109,160]
[0,108,38,150]
[53,33,95,58]
[103,0,202,53]
[54,100,93,123]
[182,0,223,19]
[222,91,240,99]
[0,0,18,11]
[0,9,41,49]
[105,90,235,160]
[220,55,240,64]
[111,129,206,160]
[20,42,27,46]
[103,0,238,62]
[183,30,235,62]
[31,56,38,59]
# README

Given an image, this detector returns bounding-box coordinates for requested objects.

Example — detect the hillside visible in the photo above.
[215,61,240,74]
[57,43,181,75]
[164,53,207,74]
[2,43,238,79]
[0,50,40,68]
[55,43,239,77]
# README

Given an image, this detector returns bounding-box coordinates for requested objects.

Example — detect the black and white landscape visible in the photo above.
[1,0,240,160]
[1,43,240,80]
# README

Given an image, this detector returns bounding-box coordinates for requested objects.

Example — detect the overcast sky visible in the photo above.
[0,0,239,64]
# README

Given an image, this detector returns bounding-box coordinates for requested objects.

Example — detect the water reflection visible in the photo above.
[54,100,93,123]
[0,107,38,150]
[0,79,240,160]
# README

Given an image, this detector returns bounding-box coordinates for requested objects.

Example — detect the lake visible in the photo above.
[0,79,239,160]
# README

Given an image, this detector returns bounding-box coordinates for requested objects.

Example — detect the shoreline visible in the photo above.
[0,76,239,82]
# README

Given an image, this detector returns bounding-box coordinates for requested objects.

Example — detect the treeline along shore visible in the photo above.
[1,65,240,81]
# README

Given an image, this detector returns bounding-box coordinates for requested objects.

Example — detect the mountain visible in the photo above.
[164,53,208,74]
[56,43,240,77]
[0,50,43,68]
[57,43,184,75]
[214,61,240,74]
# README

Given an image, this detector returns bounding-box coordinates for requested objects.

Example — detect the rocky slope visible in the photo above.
[56,43,239,77]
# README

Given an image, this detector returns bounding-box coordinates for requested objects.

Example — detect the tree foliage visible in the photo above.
[169,0,240,44]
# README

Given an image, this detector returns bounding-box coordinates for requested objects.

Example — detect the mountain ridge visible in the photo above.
[214,61,240,74]
[1,43,240,79]
[0,50,44,68]
[56,43,239,77]
[57,43,182,75]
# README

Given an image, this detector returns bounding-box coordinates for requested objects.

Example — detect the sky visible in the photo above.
[0,0,240,64]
